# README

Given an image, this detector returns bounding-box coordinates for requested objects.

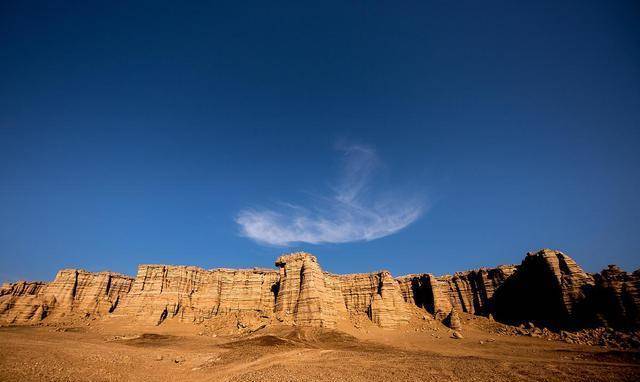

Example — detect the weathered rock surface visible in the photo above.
[445,308,462,331]
[274,253,345,328]
[339,271,409,328]
[588,265,640,328]
[115,265,280,325]
[397,264,516,318]
[493,249,595,327]
[397,274,451,314]
[0,270,133,324]
[1,249,638,331]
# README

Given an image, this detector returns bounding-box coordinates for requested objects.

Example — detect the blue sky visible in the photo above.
[1,1,639,282]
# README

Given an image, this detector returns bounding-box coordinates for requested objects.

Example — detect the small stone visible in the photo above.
[452,331,464,339]
[155,355,163,361]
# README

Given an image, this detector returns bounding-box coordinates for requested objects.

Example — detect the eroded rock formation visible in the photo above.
[115,265,280,326]
[274,253,345,328]
[1,249,638,331]
[397,264,517,317]
[493,249,595,327]
[340,271,409,328]
[589,265,640,328]
[445,308,462,331]
[0,270,133,323]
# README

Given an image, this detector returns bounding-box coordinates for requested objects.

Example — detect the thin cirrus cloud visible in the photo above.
[235,144,425,246]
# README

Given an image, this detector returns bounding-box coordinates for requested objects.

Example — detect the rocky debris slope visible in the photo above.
[1,249,639,335]
[487,319,640,349]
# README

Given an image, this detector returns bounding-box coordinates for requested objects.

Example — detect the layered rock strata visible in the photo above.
[1,249,638,330]
[588,265,640,328]
[0,270,133,323]
[397,264,517,317]
[340,271,409,328]
[274,253,346,327]
[493,249,595,326]
[115,265,280,325]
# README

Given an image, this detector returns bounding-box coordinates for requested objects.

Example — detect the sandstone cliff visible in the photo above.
[493,249,595,327]
[0,270,133,324]
[274,253,345,327]
[1,249,638,331]
[114,265,279,326]
[589,265,640,328]
[397,264,516,317]
[340,271,409,328]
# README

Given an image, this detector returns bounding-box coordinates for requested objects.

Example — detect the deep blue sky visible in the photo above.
[1,1,639,282]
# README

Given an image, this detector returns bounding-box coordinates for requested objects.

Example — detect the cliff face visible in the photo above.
[493,249,595,327]
[589,266,640,328]
[274,253,345,328]
[1,249,638,330]
[397,265,517,317]
[272,253,409,328]
[0,270,133,324]
[339,271,409,328]
[115,265,280,325]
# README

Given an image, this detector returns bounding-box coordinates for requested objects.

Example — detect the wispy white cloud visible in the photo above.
[235,144,425,246]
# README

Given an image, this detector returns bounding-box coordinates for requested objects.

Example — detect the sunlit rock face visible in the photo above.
[339,271,409,328]
[274,252,344,328]
[397,264,517,318]
[116,265,280,325]
[1,249,638,330]
[0,270,133,324]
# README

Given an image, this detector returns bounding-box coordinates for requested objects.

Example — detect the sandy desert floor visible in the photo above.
[1,316,639,382]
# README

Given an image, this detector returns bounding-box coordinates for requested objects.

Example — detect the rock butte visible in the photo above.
[1,249,638,331]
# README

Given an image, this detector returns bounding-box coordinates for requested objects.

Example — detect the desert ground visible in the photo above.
[1,314,638,382]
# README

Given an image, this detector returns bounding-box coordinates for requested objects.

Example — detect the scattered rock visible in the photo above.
[434,309,447,321]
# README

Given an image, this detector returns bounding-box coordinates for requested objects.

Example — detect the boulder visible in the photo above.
[445,308,462,331]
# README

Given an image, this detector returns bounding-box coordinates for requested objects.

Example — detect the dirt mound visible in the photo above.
[222,334,298,348]
[114,333,182,347]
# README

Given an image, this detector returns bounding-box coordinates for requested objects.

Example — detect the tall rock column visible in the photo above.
[369,271,409,328]
[274,252,339,328]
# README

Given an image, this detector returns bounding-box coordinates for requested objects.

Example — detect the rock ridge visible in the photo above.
[1,249,638,331]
